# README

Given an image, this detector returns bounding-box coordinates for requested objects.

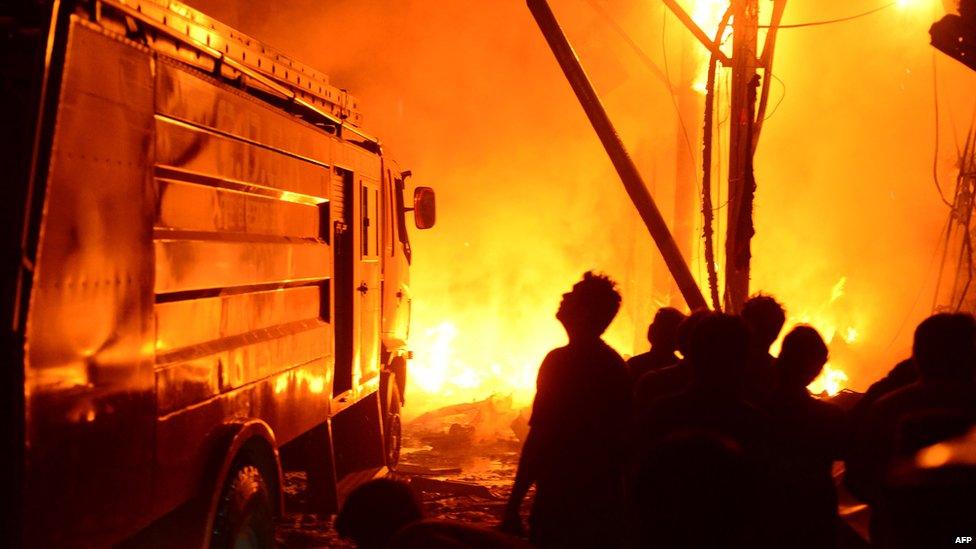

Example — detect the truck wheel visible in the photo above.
[385,388,402,469]
[211,463,275,549]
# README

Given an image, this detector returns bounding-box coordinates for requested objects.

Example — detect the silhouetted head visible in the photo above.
[676,308,710,358]
[777,325,829,389]
[912,313,976,382]
[335,478,423,549]
[741,294,786,352]
[688,313,751,388]
[556,271,621,340]
[647,307,686,352]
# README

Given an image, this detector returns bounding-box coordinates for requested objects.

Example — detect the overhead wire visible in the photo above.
[578,0,701,187]
[952,126,976,310]
[932,54,955,207]
[579,0,704,303]
[582,0,672,89]
[753,0,788,152]
[661,12,703,194]
[760,2,896,29]
[763,73,787,121]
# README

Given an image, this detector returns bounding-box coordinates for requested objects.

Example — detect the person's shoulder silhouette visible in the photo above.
[741,294,786,406]
[627,307,685,383]
[633,309,708,414]
[768,325,847,547]
[530,272,629,440]
[637,313,769,457]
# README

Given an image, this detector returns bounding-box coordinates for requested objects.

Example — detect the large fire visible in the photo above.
[410,321,537,407]
[408,274,859,414]
[198,0,976,418]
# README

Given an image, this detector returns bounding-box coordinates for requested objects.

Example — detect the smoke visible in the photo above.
[192,0,976,407]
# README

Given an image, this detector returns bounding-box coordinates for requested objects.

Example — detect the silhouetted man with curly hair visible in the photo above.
[502,272,631,548]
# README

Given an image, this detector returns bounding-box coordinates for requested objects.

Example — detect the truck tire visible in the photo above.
[384,386,402,469]
[211,463,275,549]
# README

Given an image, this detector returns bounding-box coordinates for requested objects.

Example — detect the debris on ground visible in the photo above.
[277,397,532,547]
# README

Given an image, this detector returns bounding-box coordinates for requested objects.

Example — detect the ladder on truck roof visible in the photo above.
[92,0,378,144]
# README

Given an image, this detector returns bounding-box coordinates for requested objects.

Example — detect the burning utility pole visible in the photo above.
[724,0,760,313]
[662,0,767,313]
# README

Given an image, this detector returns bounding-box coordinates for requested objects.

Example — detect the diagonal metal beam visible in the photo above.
[661,0,732,66]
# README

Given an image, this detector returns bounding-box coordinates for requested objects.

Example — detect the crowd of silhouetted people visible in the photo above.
[336,271,976,548]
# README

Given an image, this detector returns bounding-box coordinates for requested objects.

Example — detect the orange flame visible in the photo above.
[690,0,731,94]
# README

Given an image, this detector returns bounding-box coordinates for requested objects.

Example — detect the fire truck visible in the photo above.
[0,0,434,546]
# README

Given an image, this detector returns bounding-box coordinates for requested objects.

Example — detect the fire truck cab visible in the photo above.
[0,0,434,546]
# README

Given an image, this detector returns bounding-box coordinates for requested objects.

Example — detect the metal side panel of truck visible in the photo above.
[0,1,433,546]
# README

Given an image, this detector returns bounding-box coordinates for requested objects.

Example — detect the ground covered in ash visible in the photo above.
[277,397,530,548]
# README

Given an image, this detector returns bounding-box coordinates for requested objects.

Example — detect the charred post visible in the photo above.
[526,0,708,311]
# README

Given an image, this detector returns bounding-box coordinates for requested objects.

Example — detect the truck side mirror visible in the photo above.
[413,187,436,229]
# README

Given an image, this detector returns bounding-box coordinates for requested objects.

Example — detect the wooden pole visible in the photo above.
[724,0,759,313]
[527,0,708,311]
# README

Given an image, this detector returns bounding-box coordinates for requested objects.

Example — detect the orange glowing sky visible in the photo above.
[194,0,976,413]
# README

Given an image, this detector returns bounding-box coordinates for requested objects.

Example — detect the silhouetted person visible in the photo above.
[627,307,685,384]
[632,309,709,417]
[630,433,763,548]
[502,272,630,548]
[847,357,917,436]
[847,313,976,543]
[767,326,847,548]
[337,478,530,548]
[740,294,786,407]
[635,313,771,465]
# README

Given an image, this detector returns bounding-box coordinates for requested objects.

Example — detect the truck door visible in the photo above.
[358,178,382,385]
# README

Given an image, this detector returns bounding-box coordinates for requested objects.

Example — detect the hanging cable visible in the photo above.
[953,127,976,310]
[662,13,702,193]
[578,0,703,191]
[760,2,895,29]
[932,54,955,207]
[701,6,733,312]
[582,0,673,89]
[763,73,787,121]
[753,0,787,152]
